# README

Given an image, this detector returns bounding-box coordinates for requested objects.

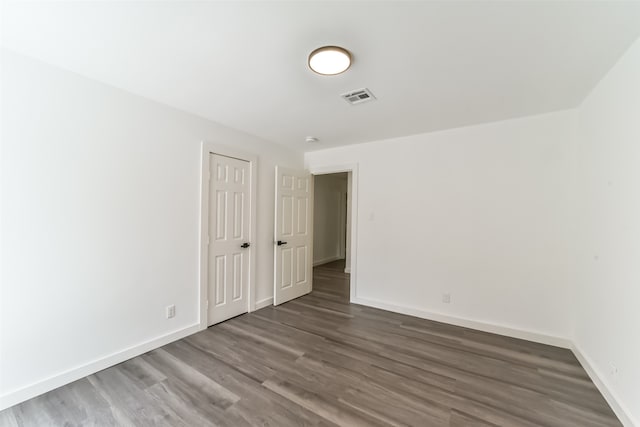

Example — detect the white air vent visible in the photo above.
[341,88,376,105]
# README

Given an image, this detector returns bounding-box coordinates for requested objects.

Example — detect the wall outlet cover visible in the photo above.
[166,305,176,319]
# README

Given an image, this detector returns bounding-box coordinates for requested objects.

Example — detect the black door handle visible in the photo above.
[277,240,287,246]
[240,243,250,248]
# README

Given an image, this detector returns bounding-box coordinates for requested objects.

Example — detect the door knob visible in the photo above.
[277,240,287,246]
[240,242,250,248]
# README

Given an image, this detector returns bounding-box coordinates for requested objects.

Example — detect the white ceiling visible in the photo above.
[3,1,640,151]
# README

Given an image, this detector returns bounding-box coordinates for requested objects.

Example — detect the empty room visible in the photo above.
[1,1,640,426]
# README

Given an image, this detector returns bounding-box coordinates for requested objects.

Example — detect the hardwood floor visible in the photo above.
[1,261,621,426]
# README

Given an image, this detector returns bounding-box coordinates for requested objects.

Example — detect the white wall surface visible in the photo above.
[306,110,576,341]
[313,173,347,265]
[0,50,302,406]
[573,37,640,425]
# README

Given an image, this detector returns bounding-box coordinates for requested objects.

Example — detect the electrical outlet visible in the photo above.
[166,305,176,319]
[442,293,451,304]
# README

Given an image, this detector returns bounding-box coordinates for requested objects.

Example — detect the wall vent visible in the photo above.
[341,88,376,105]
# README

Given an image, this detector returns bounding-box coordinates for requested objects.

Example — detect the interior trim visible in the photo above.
[0,324,200,412]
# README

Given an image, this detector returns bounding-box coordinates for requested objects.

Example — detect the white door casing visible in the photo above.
[208,154,251,325]
[274,167,313,305]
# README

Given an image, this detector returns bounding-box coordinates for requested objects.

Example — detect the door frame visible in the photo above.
[309,163,358,303]
[199,141,258,330]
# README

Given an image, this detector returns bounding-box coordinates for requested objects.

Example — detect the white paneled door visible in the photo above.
[274,167,313,305]
[208,154,251,325]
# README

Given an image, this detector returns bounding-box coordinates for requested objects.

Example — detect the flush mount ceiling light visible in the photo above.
[308,46,352,75]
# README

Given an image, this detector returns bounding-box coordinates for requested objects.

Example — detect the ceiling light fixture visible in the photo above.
[305,136,320,143]
[308,46,351,75]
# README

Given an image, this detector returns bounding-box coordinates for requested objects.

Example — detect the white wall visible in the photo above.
[0,50,302,408]
[306,110,576,342]
[573,37,640,425]
[306,38,640,423]
[313,173,347,265]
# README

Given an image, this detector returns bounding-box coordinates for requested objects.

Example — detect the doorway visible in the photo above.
[312,172,352,296]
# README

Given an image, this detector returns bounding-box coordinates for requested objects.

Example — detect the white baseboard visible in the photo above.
[2,299,632,427]
[0,323,200,411]
[344,267,351,273]
[353,296,634,424]
[255,297,273,310]
[571,343,636,427]
[351,296,571,349]
[313,256,343,267]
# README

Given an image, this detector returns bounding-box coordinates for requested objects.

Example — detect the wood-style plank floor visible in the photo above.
[1,261,621,426]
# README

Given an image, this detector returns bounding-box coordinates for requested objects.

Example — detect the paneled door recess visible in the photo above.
[274,167,313,305]
[208,154,251,325]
